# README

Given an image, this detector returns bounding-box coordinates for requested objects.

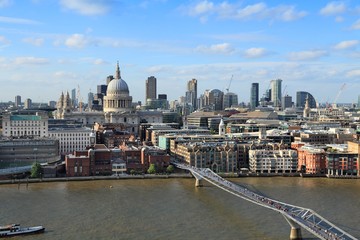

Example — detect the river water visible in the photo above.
[1,177,359,240]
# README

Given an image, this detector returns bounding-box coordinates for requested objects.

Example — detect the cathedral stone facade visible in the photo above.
[54,62,162,136]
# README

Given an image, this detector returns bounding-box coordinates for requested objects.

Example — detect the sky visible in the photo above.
[0,0,359,105]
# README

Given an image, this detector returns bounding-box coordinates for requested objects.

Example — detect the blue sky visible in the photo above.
[0,0,359,105]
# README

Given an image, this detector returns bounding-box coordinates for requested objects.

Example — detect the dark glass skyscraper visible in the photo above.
[296,91,316,108]
[186,79,197,111]
[250,83,259,110]
[146,76,157,101]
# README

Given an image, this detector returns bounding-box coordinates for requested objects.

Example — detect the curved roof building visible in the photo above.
[296,91,316,108]
[103,62,133,113]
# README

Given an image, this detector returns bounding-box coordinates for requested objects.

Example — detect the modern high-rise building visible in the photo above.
[88,92,94,109]
[204,89,224,111]
[146,76,157,101]
[186,79,197,111]
[296,91,316,108]
[71,88,76,107]
[358,95,360,108]
[223,92,238,109]
[250,83,259,110]
[24,98,32,109]
[271,79,282,108]
[281,95,292,110]
[15,95,21,107]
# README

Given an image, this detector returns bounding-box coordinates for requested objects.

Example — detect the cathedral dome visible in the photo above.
[103,62,133,113]
[106,78,129,95]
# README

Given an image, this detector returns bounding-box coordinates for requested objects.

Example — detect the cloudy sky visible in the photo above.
[0,0,359,105]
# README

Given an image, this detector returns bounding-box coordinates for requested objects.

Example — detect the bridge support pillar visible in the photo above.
[283,215,302,240]
[289,226,302,240]
[195,178,203,187]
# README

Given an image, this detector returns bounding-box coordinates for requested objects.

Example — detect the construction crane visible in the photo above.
[226,75,233,93]
[332,83,346,109]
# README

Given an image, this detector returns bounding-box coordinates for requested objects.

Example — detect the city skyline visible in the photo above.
[0,0,360,104]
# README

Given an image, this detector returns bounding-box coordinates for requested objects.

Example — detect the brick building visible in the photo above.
[65,144,112,177]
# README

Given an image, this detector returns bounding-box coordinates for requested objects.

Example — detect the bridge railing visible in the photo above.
[172,161,358,240]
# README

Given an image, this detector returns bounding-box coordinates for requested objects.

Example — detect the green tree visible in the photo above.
[166,165,174,174]
[147,164,156,174]
[31,162,42,178]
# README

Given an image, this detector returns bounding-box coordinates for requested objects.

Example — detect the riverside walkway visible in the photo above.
[172,161,358,240]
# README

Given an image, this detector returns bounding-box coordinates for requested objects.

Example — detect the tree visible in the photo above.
[166,165,174,174]
[147,164,156,174]
[31,162,42,178]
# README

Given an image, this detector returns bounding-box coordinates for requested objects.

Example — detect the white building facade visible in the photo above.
[2,112,49,138]
[249,149,298,173]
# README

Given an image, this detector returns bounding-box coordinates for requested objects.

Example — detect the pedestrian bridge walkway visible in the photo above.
[172,161,358,240]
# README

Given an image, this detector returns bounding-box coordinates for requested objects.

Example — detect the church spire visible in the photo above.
[115,61,121,79]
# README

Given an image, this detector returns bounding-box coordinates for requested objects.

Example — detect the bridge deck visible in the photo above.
[173,161,358,240]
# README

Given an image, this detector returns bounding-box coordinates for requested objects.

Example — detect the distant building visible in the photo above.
[270,79,282,108]
[223,92,238,109]
[296,91,316,108]
[2,111,49,138]
[71,88,77,107]
[48,123,92,155]
[297,145,326,174]
[203,89,224,111]
[281,95,292,110]
[249,149,298,173]
[15,95,21,108]
[250,83,259,110]
[326,145,358,176]
[24,98,32,109]
[186,79,197,111]
[65,144,112,177]
[145,76,157,101]
[0,138,59,167]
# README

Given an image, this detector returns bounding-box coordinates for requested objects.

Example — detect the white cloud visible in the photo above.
[346,69,360,78]
[189,0,214,16]
[288,50,327,61]
[195,43,235,54]
[185,2,307,22]
[60,0,110,16]
[65,34,88,48]
[320,1,346,16]
[54,71,78,79]
[244,47,268,58]
[0,35,10,44]
[235,3,266,19]
[335,16,344,22]
[334,40,359,50]
[13,57,49,65]
[351,19,360,30]
[0,0,11,8]
[0,16,40,24]
[93,59,107,65]
[22,37,44,47]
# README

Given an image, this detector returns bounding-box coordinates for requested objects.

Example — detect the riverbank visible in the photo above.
[0,173,194,185]
[1,172,359,185]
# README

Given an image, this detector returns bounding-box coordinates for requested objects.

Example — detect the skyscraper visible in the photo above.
[296,91,316,108]
[223,92,238,109]
[250,83,259,110]
[271,79,282,108]
[71,88,76,107]
[146,76,157,101]
[186,79,197,110]
[24,98,32,109]
[15,95,21,107]
[281,95,292,110]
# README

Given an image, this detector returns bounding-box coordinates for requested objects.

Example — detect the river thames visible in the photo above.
[1,177,359,240]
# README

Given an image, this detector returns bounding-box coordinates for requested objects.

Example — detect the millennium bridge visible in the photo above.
[172,161,358,240]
